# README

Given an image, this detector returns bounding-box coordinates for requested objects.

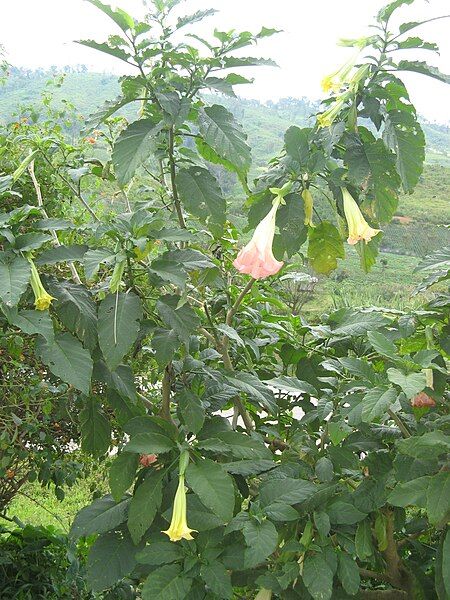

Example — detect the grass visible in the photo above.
[1,467,108,532]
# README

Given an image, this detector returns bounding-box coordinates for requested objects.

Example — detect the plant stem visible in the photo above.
[226,278,255,326]
[388,409,411,438]
[168,127,186,229]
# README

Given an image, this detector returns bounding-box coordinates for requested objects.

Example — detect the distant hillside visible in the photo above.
[1,67,449,163]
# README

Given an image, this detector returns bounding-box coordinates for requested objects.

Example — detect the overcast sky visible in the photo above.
[1,0,449,122]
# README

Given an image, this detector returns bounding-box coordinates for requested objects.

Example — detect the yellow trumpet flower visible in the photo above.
[317,97,346,129]
[29,259,55,311]
[321,52,360,94]
[342,188,380,245]
[302,189,315,227]
[255,589,272,600]
[162,473,197,542]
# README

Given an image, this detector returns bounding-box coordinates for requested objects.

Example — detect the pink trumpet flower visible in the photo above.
[233,199,283,279]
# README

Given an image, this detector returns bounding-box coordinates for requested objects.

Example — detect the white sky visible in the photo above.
[1,0,449,122]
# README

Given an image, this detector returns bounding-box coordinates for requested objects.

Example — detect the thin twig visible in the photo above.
[28,159,82,284]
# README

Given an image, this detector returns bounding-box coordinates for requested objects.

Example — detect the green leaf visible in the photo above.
[396,60,450,84]
[141,564,192,600]
[267,375,317,397]
[214,431,272,460]
[442,530,450,599]
[223,459,275,477]
[329,308,390,337]
[344,135,400,222]
[112,118,164,185]
[199,104,251,174]
[109,452,138,502]
[186,494,224,532]
[83,248,115,280]
[125,432,176,454]
[276,193,308,257]
[302,553,334,600]
[77,39,131,63]
[388,476,430,508]
[151,328,181,366]
[355,520,373,560]
[223,372,276,413]
[284,126,310,165]
[328,501,366,525]
[264,503,299,521]
[13,232,52,251]
[156,295,200,345]
[315,457,334,483]
[2,307,54,340]
[70,495,130,539]
[243,519,278,568]
[377,0,414,22]
[367,330,398,360]
[383,110,425,193]
[314,511,331,538]
[155,91,191,126]
[259,478,316,508]
[397,431,450,459]
[427,472,450,525]
[186,459,234,523]
[85,0,135,32]
[87,529,138,593]
[48,280,97,350]
[128,470,165,544]
[98,292,142,371]
[356,233,382,274]
[36,244,88,264]
[338,552,360,596]
[80,397,111,456]
[148,258,188,289]
[387,368,426,398]
[176,166,226,225]
[0,254,30,307]
[362,386,398,422]
[36,332,93,395]
[200,563,232,599]
[308,222,345,275]
[177,389,205,434]
[136,541,184,565]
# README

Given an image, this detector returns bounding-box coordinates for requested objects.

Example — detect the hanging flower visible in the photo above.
[302,189,315,227]
[233,197,283,279]
[162,473,197,542]
[139,453,157,467]
[321,52,360,93]
[29,259,55,311]
[342,188,380,245]
[411,392,435,408]
[317,97,346,128]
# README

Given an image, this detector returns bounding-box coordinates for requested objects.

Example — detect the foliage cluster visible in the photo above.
[0,0,449,598]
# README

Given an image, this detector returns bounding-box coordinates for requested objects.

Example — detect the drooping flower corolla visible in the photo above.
[302,189,315,227]
[254,589,272,600]
[321,53,359,94]
[233,197,284,280]
[162,452,197,543]
[29,259,55,311]
[342,188,380,245]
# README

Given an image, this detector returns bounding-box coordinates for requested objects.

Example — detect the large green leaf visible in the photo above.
[383,110,425,193]
[427,472,450,525]
[0,254,30,307]
[36,244,88,264]
[328,308,390,337]
[125,432,176,454]
[345,136,400,222]
[48,280,97,350]
[128,470,165,544]
[396,60,450,84]
[70,495,130,539]
[2,307,54,340]
[36,332,93,395]
[284,126,310,166]
[136,541,184,566]
[387,368,426,398]
[243,519,278,568]
[355,519,373,560]
[223,372,276,413]
[307,222,345,275]
[85,0,135,32]
[200,563,232,599]
[151,328,181,367]
[388,476,430,508]
[199,104,251,174]
[337,552,360,596]
[112,118,164,185]
[377,0,414,22]
[98,292,142,371]
[177,389,205,434]
[275,193,307,257]
[87,529,138,593]
[397,431,450,459]
[156,295,199,345]
[80,397,111,457]
[259,478,316,508]
[302,553,334,600]
[186,459,235,523]
[109,452,139,502]
[361,386,398,422]
[176,166,226,224]
[141,564,193,600]
[77,40,131,63]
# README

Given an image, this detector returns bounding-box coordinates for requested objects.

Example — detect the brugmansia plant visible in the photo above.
[0,0,449,598]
